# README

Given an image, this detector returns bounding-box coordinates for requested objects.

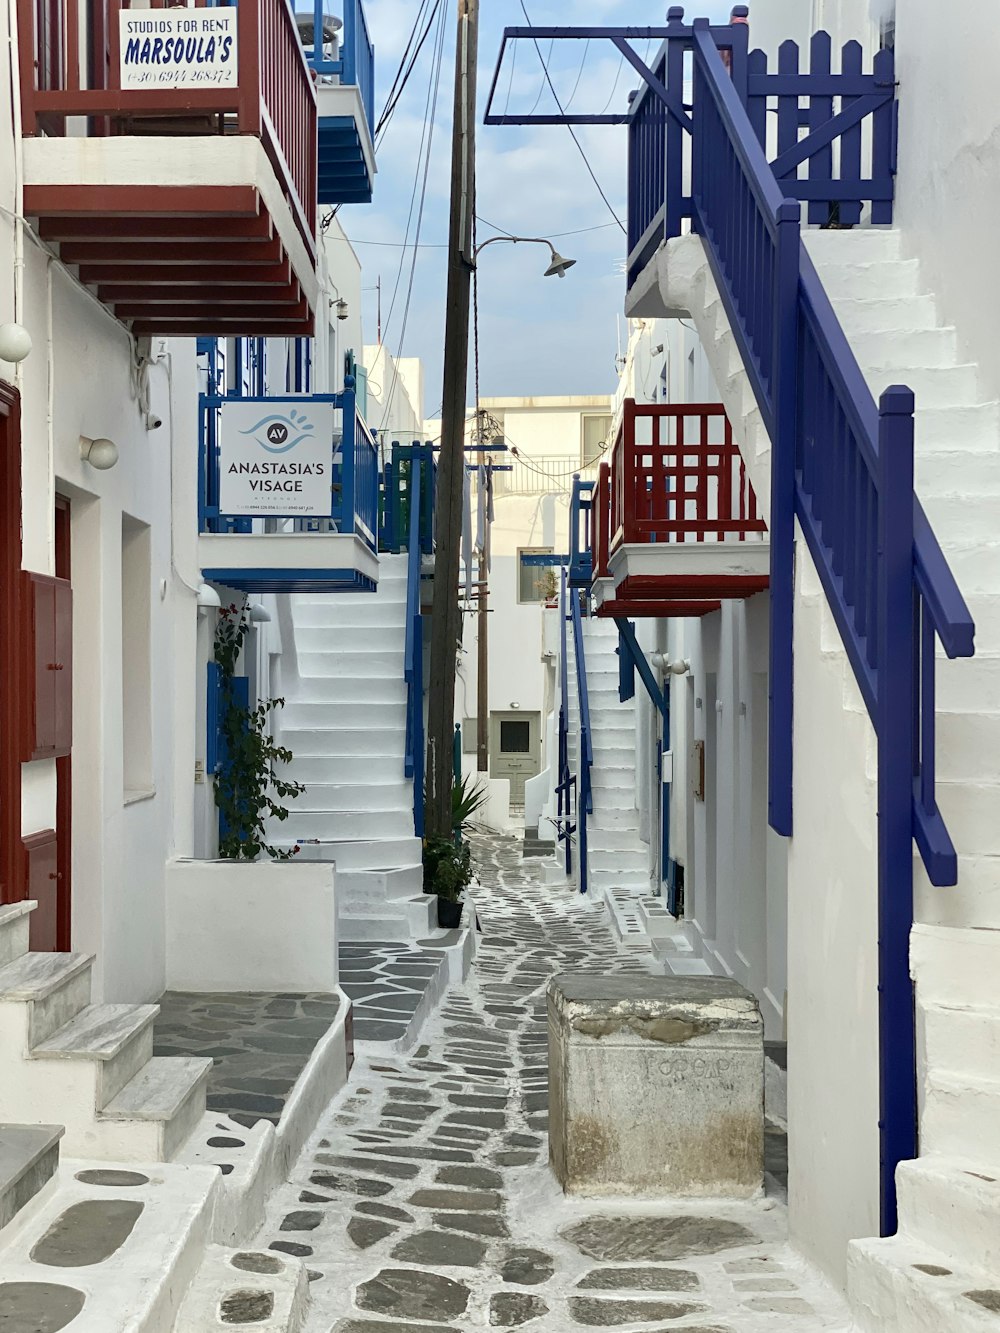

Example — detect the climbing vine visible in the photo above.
[213,601,305,861]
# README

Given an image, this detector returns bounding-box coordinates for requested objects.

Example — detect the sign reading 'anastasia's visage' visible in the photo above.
[218,401,336,518]
[119,10,238,89]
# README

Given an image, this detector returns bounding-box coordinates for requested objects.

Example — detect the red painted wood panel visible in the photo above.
[23,829,58,952]
[22,571,73,761]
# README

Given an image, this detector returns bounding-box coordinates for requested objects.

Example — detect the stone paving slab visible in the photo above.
[153,991,341,1128]
[255,833,851,1331]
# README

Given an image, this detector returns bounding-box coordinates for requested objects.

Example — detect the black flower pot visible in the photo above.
[437,897,464,929]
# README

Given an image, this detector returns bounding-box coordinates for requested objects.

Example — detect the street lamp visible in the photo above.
[464,233,575,775]
[471,234,577,278]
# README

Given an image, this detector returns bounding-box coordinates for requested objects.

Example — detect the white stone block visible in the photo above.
[548,975,763,1198]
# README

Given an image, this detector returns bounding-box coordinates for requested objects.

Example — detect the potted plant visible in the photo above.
[542,567,559,608]
[421,776,489,927]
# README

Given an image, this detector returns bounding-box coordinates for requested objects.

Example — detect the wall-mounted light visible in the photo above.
[651,651,690,676]
[249,603,272,624]
[80,436,119,470]
[196,582,221,610]
[330,297,349,321]
[510,701,521,710]
[0,323,32,363]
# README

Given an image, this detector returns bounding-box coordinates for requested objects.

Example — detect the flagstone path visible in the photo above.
[256,832,851,1331]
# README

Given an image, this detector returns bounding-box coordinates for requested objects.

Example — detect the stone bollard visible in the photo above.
[547,974,764,1197]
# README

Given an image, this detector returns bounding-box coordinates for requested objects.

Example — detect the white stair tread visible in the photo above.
[0,951,92,1002]
[177,1243,308,1332]
[101,1057,212,1122]
[33,1003,159,1061]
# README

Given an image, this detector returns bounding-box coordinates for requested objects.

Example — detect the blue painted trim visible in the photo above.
[570,592,593,894]
[206,661,222,774]
[201,568,376,594]
[614,618,666,722]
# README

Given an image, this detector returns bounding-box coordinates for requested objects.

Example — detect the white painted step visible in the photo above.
[293,782,412,814]
[279,728,406,758]
[804,227,903,263]
[32,1003,159,1107]
[914,401,1000,451]
[336,866,423,902]
[0,902,33,967]
[279,754,403,785]
[293,626,403,652]
[100,1057,212,1162]
[290,836,422,871]
[863,363,981,409]
[919,999,1000,1085]
[849,1232,1000,1333]
[810,258,921,301]
[176,1242,309,1332]
[896,1155,1000,1278]
[911,924,1000,1010]
[850,326,959,370]
[281,809,414,841]
[296,650,404,678]
[832,292,939,334]
[0,1156,220,1332]
[280,701,406,730]
[288,678,406,705]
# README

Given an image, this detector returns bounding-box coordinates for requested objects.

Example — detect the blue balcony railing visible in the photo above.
[303,0,374,126]
[380,443,436,555]
[198,377,378,549]
[569,477,595,589]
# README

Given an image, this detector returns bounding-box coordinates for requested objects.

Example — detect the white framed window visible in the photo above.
[517,547,555,604]
[580,414,612,468]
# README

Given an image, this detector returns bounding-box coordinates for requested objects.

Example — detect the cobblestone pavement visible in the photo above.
[258,833,850,1331]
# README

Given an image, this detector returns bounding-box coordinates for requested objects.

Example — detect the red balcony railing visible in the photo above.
[607,400,766,557]
[17,0,317,256]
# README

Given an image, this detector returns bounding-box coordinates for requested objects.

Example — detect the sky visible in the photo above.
[344,0,737,423]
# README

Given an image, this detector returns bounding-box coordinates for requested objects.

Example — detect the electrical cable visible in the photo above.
[563,37,591,111]
[374,0,442,147]
[379,0,447,434]
[518,0,625,234]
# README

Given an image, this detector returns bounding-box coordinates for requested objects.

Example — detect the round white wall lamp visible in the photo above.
[0,323,32,363]
[80,436,119,470]
[249,603,272,624]
[196,582,222,610]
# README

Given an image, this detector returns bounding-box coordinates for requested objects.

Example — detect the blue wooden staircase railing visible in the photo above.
[555,568,577,877]
[687,20,975,1234]
[399,450,431,839]
[570,589,594,896]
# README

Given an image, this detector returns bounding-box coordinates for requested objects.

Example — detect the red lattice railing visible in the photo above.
[596,401,766,576]
[16,0,317,257]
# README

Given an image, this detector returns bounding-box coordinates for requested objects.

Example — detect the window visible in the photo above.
[121,515,153,798]
[500,719,530,754]
[518,547,555,604]
[581,414,612,468]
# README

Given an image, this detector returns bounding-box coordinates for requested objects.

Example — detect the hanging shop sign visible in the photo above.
[218,400,336,518]
[119,9,239,90]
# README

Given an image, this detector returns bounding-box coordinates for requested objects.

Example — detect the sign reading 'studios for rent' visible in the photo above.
[119,10,238,90]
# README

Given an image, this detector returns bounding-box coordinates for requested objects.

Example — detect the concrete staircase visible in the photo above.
[670,228,1000,1328]
[567,615,652,898]
[274,555,434,941]
[0,902,209,1162]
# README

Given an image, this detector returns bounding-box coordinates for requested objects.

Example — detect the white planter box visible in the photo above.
[166,858,338,992]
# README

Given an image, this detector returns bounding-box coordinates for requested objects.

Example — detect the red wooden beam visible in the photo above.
[128,318,315,336]
[597,598,723,619]
[101,283,302,306]
[111,299,309,321]
[79,260,294,287]
[38,215,274,243]
[618,573,770,597]
[58,237,283,266]
[24,184,261,217]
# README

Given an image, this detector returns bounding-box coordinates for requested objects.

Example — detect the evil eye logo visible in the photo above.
[241,408,316,454]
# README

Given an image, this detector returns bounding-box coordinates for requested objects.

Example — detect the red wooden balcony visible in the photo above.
[593,401,769,619]
[17,0,318,335]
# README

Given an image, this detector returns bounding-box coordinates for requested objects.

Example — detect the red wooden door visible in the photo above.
[23,830,58,952]
[54,498,72,949]
[0,386,22,909]
[22,571,73,761]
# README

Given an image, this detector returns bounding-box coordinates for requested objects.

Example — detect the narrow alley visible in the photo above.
[256,833,849,1332]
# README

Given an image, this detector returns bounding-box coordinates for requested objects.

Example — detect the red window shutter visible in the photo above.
[22,572,72,760]
[23,829,58,951]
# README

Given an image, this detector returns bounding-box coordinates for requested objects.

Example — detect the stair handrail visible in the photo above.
[570,590,594,895]
[404,456,424,838]
[690,19,976,1234]
[555,567,576,876]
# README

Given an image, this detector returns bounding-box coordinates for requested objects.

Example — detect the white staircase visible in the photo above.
[0,902,210,1161]
[568,615,653,899]
[671,227,1000,1326]
[274,555,434,941]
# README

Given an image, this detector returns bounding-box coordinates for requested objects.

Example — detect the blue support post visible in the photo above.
[342,380,357,536]
[876,386,918,1237]
[767,198,800,838]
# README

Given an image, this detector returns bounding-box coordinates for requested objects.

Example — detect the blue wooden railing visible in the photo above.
[555,568,576,876]
[198,378,378,548]
[307,0,375,129]
[569,477,595,589]
[627,9,897,288]
[403,455,426,838]
[570,590,594,896]
[380,443,436,555]
[687,20,974,1234]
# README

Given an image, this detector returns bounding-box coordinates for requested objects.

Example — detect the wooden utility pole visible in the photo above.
[477,549,489,771]
[425,0,479,839]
